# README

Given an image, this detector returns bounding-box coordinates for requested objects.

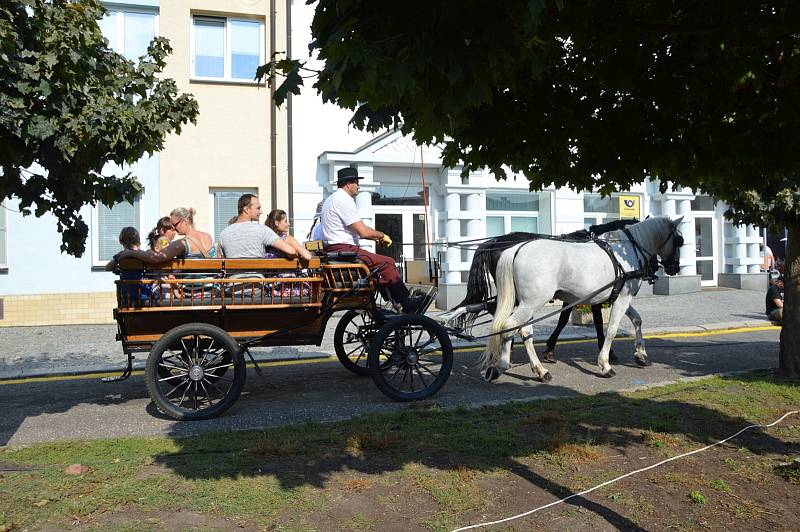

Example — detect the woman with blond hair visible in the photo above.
[112,207,217,263]
[265,209,313,260]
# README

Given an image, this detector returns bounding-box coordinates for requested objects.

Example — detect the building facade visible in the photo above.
[302,130,766,309]
[0,0,289,326]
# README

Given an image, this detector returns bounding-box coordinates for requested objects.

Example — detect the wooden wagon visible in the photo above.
[113,255,452,420]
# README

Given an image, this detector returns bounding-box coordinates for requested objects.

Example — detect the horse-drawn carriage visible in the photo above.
[112,216,683,421]
[113,254,452,420]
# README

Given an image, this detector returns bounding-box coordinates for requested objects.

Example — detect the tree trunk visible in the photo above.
[778,224,800,379]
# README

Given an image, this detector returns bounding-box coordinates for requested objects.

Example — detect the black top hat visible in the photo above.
[337,167,363,186]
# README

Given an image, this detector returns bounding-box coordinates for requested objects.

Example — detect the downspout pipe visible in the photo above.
[269,0,278,210]
[286,0,294,230]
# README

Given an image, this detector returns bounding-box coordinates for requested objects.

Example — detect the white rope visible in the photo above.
[451,409,799,532]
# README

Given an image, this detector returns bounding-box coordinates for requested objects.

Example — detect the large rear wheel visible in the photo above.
[368,314,453,401]
[145,323,245,420]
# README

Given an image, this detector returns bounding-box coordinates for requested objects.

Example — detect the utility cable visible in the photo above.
[451,409,799,532]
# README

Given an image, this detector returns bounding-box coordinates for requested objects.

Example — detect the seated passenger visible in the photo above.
[265,209,314,260]
[147,222,179,299]
[113,207,216,263]
[105,226,150,303]
[218,194,303,259]
[146,216,177,251]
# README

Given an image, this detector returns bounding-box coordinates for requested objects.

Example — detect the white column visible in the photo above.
[677,199,696,276]
[465,193,483,266]
[747,225,761,273]
[445,192,462,283]
[662,198,677,218]
[733,224,748,274]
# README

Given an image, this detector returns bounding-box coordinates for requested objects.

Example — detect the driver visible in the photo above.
[320,167,424,313]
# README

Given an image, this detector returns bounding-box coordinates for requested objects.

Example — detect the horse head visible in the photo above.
[658,216,684,276]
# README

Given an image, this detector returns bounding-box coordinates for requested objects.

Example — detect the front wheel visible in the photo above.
[334,309,378,375]
[368,314,453,401]
[145,323,246,420]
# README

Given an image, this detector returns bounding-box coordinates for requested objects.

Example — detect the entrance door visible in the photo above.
[375,210,428,264]
[694,216,717,286]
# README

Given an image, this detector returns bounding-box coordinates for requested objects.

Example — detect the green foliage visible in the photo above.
[709,478,731,493]
[269,0,800,231]
[688,491,708,505]
[0,0,198,256]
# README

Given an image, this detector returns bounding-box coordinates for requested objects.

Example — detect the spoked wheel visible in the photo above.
[145,323,246,420]
[368,314,453,401]
[334,309,381,375]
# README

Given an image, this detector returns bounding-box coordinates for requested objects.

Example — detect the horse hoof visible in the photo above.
[609,350,618,364]
[541,371,553,383]
[635,356,649,367]
[484,367,500,382]
[543,350,557,364]
[601,368,616,378]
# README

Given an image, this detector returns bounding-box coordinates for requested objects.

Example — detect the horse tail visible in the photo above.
[481,244,520,368]
[451,232,537,317]
[452,240,495,312]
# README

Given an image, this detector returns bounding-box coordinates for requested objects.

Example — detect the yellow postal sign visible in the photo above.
[619,195,640,219]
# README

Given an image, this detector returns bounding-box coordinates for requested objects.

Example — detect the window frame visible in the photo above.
[208,187,259,242]
[100,6,160,60]
[91,198,146,267]
[582,193,624,229]
[190,14,266,84]
[485,191,540,237]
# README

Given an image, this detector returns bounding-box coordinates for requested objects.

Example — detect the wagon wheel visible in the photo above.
[368,314,453,402]
[334,309,381,375]
[145,323,246,421]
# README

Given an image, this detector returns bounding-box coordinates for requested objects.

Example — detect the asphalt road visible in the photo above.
[0,327,779,447]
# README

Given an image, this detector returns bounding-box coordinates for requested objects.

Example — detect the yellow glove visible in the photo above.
[378,234,393,247]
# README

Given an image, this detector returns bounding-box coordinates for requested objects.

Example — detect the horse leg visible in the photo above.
[625,305,648,366]
[484,306,536,381]
[596,295,631,378]
[591,304,617,364]
[484,328,516,381]
[521,324,551,382]
[543,302,570,363]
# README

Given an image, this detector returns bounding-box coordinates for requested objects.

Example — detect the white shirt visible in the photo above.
[320,188,361,245]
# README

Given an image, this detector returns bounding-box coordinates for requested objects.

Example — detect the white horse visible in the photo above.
[481,216,684,382]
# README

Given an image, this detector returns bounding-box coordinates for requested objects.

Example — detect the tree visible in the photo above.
[270,0,800,377]
[0,0,198,256]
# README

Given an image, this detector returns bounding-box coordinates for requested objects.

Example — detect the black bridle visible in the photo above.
[624,224,684,277]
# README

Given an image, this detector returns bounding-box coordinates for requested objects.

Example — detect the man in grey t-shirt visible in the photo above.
[219,194,297,258]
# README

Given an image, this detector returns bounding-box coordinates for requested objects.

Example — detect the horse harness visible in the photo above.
[510,227,663,306]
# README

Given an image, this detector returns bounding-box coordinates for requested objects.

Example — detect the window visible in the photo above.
[99,8,158,61]
[486,191,539,237]
[583,193,620,229]
[691,194,716,211]
[0,201,7,268]
[93,199,143,265]
[372,185,429,206]
[210,189,257,241]
[192,16,264,82]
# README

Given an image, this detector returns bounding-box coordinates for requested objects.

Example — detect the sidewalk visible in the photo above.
[0,287,774,380]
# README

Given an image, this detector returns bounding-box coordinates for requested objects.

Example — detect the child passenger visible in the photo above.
[105,227,150,304]
[147,228,179,299]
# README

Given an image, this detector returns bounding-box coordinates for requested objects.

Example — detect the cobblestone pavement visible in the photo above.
[0,287,772,380]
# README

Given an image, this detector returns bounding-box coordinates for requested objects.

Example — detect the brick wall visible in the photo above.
[0,292,117,326]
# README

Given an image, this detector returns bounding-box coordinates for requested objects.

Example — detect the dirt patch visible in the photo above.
[275,430,800,531]
[72,509,245,530]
